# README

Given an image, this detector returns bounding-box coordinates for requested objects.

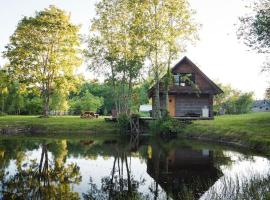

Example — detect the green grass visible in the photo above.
[183,112,270,152]
[1,113,270,153]
[0,115,118,135]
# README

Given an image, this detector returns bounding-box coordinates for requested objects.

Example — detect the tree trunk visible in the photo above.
[43,93,50,117]
[154,79,161,118]
[1,97,4,114]
[163,52,172,117]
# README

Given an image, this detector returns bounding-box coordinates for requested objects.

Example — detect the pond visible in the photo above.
[0,137,269,200]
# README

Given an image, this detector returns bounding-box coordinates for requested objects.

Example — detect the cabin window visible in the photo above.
[173,73,195,86]
[173,74,180,85]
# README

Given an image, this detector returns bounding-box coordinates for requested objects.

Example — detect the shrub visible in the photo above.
[117,113,130,133]
[0,111,7,116]
[149,115,186,136]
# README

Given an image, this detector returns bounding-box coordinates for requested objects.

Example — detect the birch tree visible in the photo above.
[87,0,147,114]
[144,0,198,118]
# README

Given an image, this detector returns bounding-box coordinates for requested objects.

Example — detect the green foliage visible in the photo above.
[144,0,198,118]
[238,0,270,54]
[149,115,186,136]
[3,5,81,116]
[69,91,104,114]
[50,88,69,114]
[0,69,9,114]
[25,97,43,115]
[214,83,254,114]
[131,82,150,112]
[117,113,130,133]
[0,112,7,116]
[235,93,254,113]
[70,81,114,115]
[87,0,148,115]
[238,0,270,74]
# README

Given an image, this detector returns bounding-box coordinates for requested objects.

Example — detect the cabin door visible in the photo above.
[168,95,176,117]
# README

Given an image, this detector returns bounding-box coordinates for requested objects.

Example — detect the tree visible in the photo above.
[265,87,270,100]
[238,0,270,91]
[214,83,254,114]
[143,0,198,118]
[3,6,82,117]
[87,0,148,115]
[235,92,254,114]
[69,91,104,114]
[238,0,270,54]
[6,82,25,115]
[0,69,9,114]
[72,80,115,114]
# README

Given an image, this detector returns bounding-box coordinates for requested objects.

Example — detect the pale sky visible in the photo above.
[0,0,268,99]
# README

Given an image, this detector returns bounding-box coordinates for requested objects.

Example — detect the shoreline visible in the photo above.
[1,112,270,155]
[1,125,269,156]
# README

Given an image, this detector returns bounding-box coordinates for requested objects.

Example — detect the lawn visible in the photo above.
[0,115,118,135]
[1,112,270,153]
[183,112,270,152]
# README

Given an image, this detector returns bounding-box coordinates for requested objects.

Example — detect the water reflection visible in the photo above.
[0,140,81,199]
[0,138,269,200]
[83,150,146,200]
[147,145,222,200]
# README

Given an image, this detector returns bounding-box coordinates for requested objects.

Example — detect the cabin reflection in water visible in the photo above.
[147,146,222,199]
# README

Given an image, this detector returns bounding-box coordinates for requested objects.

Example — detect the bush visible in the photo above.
[0,111,7,116]
[117,113,130,133]
[149,115,186,136]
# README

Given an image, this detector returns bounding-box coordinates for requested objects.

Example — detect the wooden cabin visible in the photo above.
[148,56,223,119]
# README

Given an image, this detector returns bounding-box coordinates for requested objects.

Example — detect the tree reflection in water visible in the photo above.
[0,140,82,200]
[83,149,146,200]
[0,138,265,200]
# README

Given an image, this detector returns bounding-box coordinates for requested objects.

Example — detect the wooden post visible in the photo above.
[130,115,140,151]
[130,115,140,135]
[209,94,213,118]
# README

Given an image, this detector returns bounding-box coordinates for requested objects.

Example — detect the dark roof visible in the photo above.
[148,56,223,96]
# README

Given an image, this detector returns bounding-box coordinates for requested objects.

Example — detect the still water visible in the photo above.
[0,137,269,200]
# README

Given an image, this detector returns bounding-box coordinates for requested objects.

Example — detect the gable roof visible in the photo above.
[148,56,223,96]
[172,56,223,94]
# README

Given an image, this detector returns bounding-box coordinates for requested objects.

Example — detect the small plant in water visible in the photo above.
[203,173,270,200]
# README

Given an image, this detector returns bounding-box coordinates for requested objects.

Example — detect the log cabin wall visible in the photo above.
[175,94,210,117]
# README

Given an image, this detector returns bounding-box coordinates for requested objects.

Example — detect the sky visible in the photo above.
[0,0,268,99]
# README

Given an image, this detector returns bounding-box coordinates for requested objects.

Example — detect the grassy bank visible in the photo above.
[183,112,270,152]
[0,115,118,135]
[1,113,270,153]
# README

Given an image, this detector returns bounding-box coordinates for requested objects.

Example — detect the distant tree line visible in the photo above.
[214,83,254,115]
[0,71,149,115]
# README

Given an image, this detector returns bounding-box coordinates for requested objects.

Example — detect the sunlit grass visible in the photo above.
[0,115,117,135]
[183,112,270,152]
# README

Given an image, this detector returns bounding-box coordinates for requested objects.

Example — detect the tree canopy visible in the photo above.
[86,0,198,117]
[3,6,82,116]
[238,0,270,97]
